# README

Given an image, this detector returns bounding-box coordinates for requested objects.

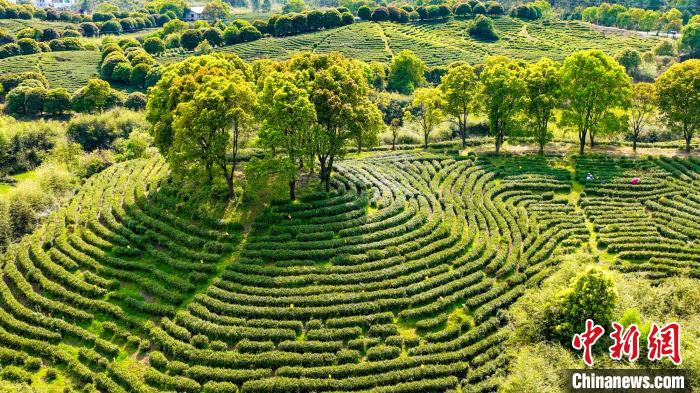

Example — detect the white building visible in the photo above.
[34,0,76,9]
[182,6,205,21]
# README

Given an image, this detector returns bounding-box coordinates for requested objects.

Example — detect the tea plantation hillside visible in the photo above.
[0,150,698,392]
[0,50,100,91]
[159,18,663,66]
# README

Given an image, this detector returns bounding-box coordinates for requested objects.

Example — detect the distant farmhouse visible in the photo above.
[182,6,206,21]
[6,0,75,8]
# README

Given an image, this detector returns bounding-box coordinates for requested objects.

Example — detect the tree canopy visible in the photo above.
[387,50,426,94]
[440,64,479,147]
[560,50,631,155]
[655,59,700,153]
[479,57,526,153]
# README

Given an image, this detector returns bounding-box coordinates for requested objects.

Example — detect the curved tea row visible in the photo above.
[2,152,695,392]
[142,152,585,393]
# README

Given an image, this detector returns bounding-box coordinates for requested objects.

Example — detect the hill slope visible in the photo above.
[160,18,665,66]
[0,152,698,392]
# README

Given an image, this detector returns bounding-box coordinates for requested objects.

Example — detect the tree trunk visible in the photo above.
[325,155,334,192]
[633,137,637,152]
[357,137,362,153]
[538,143,544,155]
[423,131,429,149]
[685,129,691,153]
[589,131,595,148]
[206,161,213,182]
[392,135,396,151]
[289,179,296,201]
[495,130,501,154]
[226,178,234,197]
[318,156,327,182]
[579,129,586,155]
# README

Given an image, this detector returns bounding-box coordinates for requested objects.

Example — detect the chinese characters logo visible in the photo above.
[572,319,681,366]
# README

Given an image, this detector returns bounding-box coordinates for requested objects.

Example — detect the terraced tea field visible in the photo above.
[0,50,100,91]
[160,17,664,66]
[0,19,77,35]
[0,151,698,392]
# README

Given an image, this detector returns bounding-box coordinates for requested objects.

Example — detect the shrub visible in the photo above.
[80,22,99,37]
[143,37,165,54]
[323,9,343,28]
[66,108,147,150]
[543,266,618,344]
[454,2,472,16]
[342,11,354,25]
[653,40,676,56]
[41,28,59,41]
[129,64,150,88]
[180,29,202,51]
[16,38,42,55]
[43,88,71,115]
[0,43,19,59]
[472,2,486,14]
[203,27,224,46]
[371,7,389,22]
[111,62,133,83]
[49,37,84,51]
[101,20,123,35]
[469,14,498,40]
[486,1,504,14]
[23,87,46,116]
[358,5,372,20]
[223,26,239,45]
[124,92,147,110]
[239,26,261,42]
[190,334,209,349]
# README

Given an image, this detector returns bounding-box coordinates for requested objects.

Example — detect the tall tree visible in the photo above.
[257,71,316,200]
[560,50,631,155]
[291,53,382,191]
[387,50,426,94]
[680,22,700,57]
[440,64,478,148]
[202,0,232,21]
[655,59,700,153]
[629,82,657,152]
[147,54,254,197]
[523,57,561,154]
[405,87,445,149]
[170,73,256,197]
[479,57,526,153]
[390,118,401,151]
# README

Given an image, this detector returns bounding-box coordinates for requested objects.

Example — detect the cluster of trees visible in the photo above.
[0,27,91,60]
[0,107,154,247]
[581,3,685,33]
[357,0,505,23]
[1,72,146,117]
[0,0,86,23]
[100,37,160,89]
[146,18,262,52]
[384,50,697,154]
[145,49,698,203]
[267,8,354,36]
[147,52,382,200]
[680,15,700,56]
[510,0,550,20]
[0,0,175,37]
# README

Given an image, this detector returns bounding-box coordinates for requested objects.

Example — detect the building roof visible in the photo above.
[188,6,204,14]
